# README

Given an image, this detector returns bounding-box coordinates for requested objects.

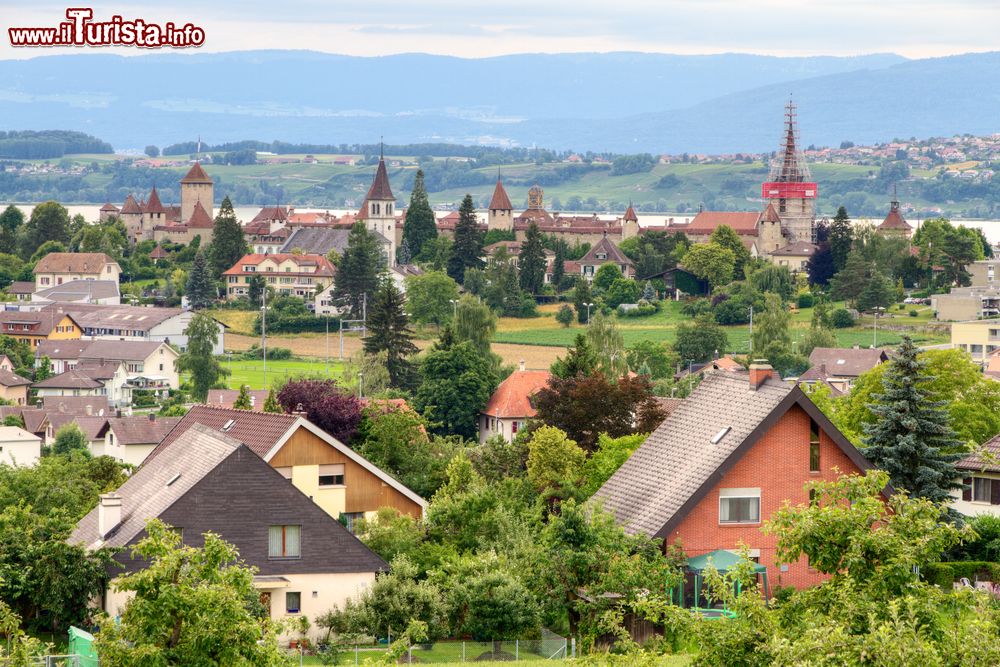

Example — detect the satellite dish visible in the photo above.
[98,409,105,416]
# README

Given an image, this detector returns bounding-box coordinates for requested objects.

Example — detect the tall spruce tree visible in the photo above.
[334,222,387,318]
[209,196,248,277]
[829,207,853,272]
[363,279,419,388]
[861,336,963,503]
[518,222,547,294]
[552,243,566,290]
[447,195,484,284]
[185,250,216,310]
[402,169,437,258]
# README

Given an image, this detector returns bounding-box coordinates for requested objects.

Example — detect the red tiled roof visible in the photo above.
[144,186,166,214]
[186,200,214,228]
[120,194,142,215]
[149,245,168,259]
[100,202,119,212]
[623,203,638,222]
[365,157,394,201]
[489,179,513,210]
[180,162,212,184]
[206,389,270,411]
[34,252,117,275]
[685,211,761,236]
[879,202,912,230]
[482,370,551,419]
[761,202,782,223]
[250,206,288,224]
[579,235,634,268]
[516,208,554,225]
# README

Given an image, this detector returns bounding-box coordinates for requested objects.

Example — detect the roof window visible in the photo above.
[711,427,731,445]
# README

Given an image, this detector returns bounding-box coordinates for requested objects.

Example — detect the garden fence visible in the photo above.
[323,628,570,664]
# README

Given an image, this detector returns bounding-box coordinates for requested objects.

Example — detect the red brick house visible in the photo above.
[593,362,874,589]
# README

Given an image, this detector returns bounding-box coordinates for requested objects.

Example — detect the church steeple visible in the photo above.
[761,99,817,243]
[487,170,514,232]
[359,143,397,266]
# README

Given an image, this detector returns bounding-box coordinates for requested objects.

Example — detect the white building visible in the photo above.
[0,426,42,466]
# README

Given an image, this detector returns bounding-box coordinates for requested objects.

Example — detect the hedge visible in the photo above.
[253,314,340,334]
[923,561,1000,588]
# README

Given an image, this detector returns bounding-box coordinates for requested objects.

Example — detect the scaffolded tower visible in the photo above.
[761,100,817,243]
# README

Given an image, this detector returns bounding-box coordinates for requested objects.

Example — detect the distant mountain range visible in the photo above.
[0,50,997,153]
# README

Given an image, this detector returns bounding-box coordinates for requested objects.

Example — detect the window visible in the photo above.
[285,591,301,614]
[809,419,821,473]
[511,421,519,434]
[719,488,760,524]
[268,525,301,558]
[339,512,364,534]
[973,477,993,503]
[318,464,345,487]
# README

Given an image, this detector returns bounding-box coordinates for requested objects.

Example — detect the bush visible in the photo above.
[619,302,658,318]
[923,561,1000,588]
[829,308,855,328]
[796,292,815,309]
[555,304,574,328]
[239,345,292,360]
[909,309,919,317]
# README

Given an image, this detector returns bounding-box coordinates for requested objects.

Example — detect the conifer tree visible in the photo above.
[233,384,252,410]
[829,206,853,272]
[397,237,412,265]
[552,243,566,290]
[185,250,216,310]
[550,333,599,379]
[334,222,387,318]
[861,336,963,503]
[364,279,419,388]
[402,169,437,258]
[263,389,282,413]
[518,222,547,295]
[642,280,656,301]
[447,195,483,284]
[209,196,248,277]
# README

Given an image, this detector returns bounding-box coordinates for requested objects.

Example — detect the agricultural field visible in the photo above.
[220,357,344,391]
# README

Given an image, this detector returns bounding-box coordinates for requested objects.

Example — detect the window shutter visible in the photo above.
[992,480,1000,506]
[962,477,972,502]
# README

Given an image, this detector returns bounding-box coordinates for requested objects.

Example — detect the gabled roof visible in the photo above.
[79,340,173,362]
[0,310,82,337]
[180,162,213,184]
[7,281,35,295]
[186,200,214,228]
[958,435,1000,473]
[280,228,361,256]
[0,368,31,388]
[34,253,118,275]
[45,304,185,333]
[770,241,817,257]
[206,389,270,411]
[799,347,888,381]
[120,194,142,215]
[685,211,761,236]
[144,187,166,214]
[106,415,182,446]
[149,245,169,259]
[365,157,395,201]
[222,253,336,277]
[48,414,109,441]
[33,368,104,389]
[100,202,119,212]
[34,280,120,302]
[592,372,873,538]
[482,370,551,419]
[41,395,110,415]
[250,206,288,224]
[489,179,513,211]
[148,405,428,508]
[579,235,634,268]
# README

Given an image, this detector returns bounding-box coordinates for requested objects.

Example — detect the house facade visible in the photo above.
[0,310,82,348]
[70,424,386,641]
[37,340,179,392]
[33,253,121,290]
[797,347,889,394]
[0,426,42,466]
[223,254,336,301]
[593,364,874,589]
[0,355,31,406]
[147,406,427,528]
[100,415,182,466]
[576,235,636,281]
[953,437,1000,517]
[46,304,226,355]
[480,365,551,444]
[32,361,132,407]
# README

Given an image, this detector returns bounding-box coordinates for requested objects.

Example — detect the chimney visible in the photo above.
[519,359,526,372]
[98,493,122,538]
[85,404,92,416]
[293,402,307,417]
[148,413,155,422]
[250,395,256,408]
[748,359,775,391]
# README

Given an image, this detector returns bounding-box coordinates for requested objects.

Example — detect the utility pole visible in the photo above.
[748,305,754,356]
[325,314,330,375]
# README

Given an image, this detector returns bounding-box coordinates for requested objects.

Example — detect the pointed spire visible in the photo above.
[623,201,638,222]
[380,136,384,159]
[489,173,513,211]
[769,98,812,184]
[144,186,165,214]
[365,149,394,201]
[181,161,212,184]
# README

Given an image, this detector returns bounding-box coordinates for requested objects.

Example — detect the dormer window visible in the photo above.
[597,253,607,260]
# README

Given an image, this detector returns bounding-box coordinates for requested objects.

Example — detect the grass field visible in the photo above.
[221,358,344,390]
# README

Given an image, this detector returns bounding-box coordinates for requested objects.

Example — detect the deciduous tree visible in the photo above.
[276,378,363,443]
[414,341,498,440]
[405,270,459,327]
[175,312,223,401]
[20,201,70,257]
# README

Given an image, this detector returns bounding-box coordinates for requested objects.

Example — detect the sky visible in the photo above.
[0,1,997,60]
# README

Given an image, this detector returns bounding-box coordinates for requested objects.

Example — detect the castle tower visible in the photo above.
[120,194,144,244]
[142,186,166,241]
[621,202,639,240]
[359,148,397,266]
[180,162,214,224]
[761,100,817,243]
[527,184,544,211]
[487,172,513,232]
[877,186,913,240]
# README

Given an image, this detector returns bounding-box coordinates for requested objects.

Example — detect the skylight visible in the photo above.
[836,359,846,365]
[166,473,181,486]
[221,419,236,432]
[711,427,731,444]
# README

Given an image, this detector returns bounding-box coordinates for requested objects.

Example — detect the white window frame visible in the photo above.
[973,476,992,503]
[719,488,761,524]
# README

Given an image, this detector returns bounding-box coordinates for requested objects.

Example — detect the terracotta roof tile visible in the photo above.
[799,348,888,381]
[623,203,638,222]
[685,211,761,236]
[489,179,513,210]
[186,200,214,228]
[107,415,182,446]
[34,252,118,275]
[120,194,142,215]
[144,186,166,214]
[579,235,634,268]
[365,158,394,201]
[222,253,336,278]
[482,370,551,418]
[180,162,213,184]
[149,405,299,460]
[206,389,270,411]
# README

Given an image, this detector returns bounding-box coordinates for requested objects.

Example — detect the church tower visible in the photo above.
[761,100,817,243]
[359,147,397,266]
[180,162,214,223]
[621,202,639,240]
[142,186,166,241]
[487,171,513,232]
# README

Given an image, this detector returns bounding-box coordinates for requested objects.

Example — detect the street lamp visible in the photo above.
[260,289,267,390]
[449,299,459,320]
[584,302,594,324]
[358,371,364,400]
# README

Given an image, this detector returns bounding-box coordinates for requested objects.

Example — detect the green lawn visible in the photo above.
[221,358,344,391]
[299,647,693,666]
[492,300,950,354]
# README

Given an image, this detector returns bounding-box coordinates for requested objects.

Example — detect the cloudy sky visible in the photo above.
[1,1,996,59]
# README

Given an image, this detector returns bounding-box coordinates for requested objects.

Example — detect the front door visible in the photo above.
[259,591,272,618]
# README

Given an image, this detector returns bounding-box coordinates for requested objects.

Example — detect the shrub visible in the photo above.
[829,308,855,328]
[796,292,815,309]
[909,309,918,317]
[555,304,574,327]
[619,302,658,317]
